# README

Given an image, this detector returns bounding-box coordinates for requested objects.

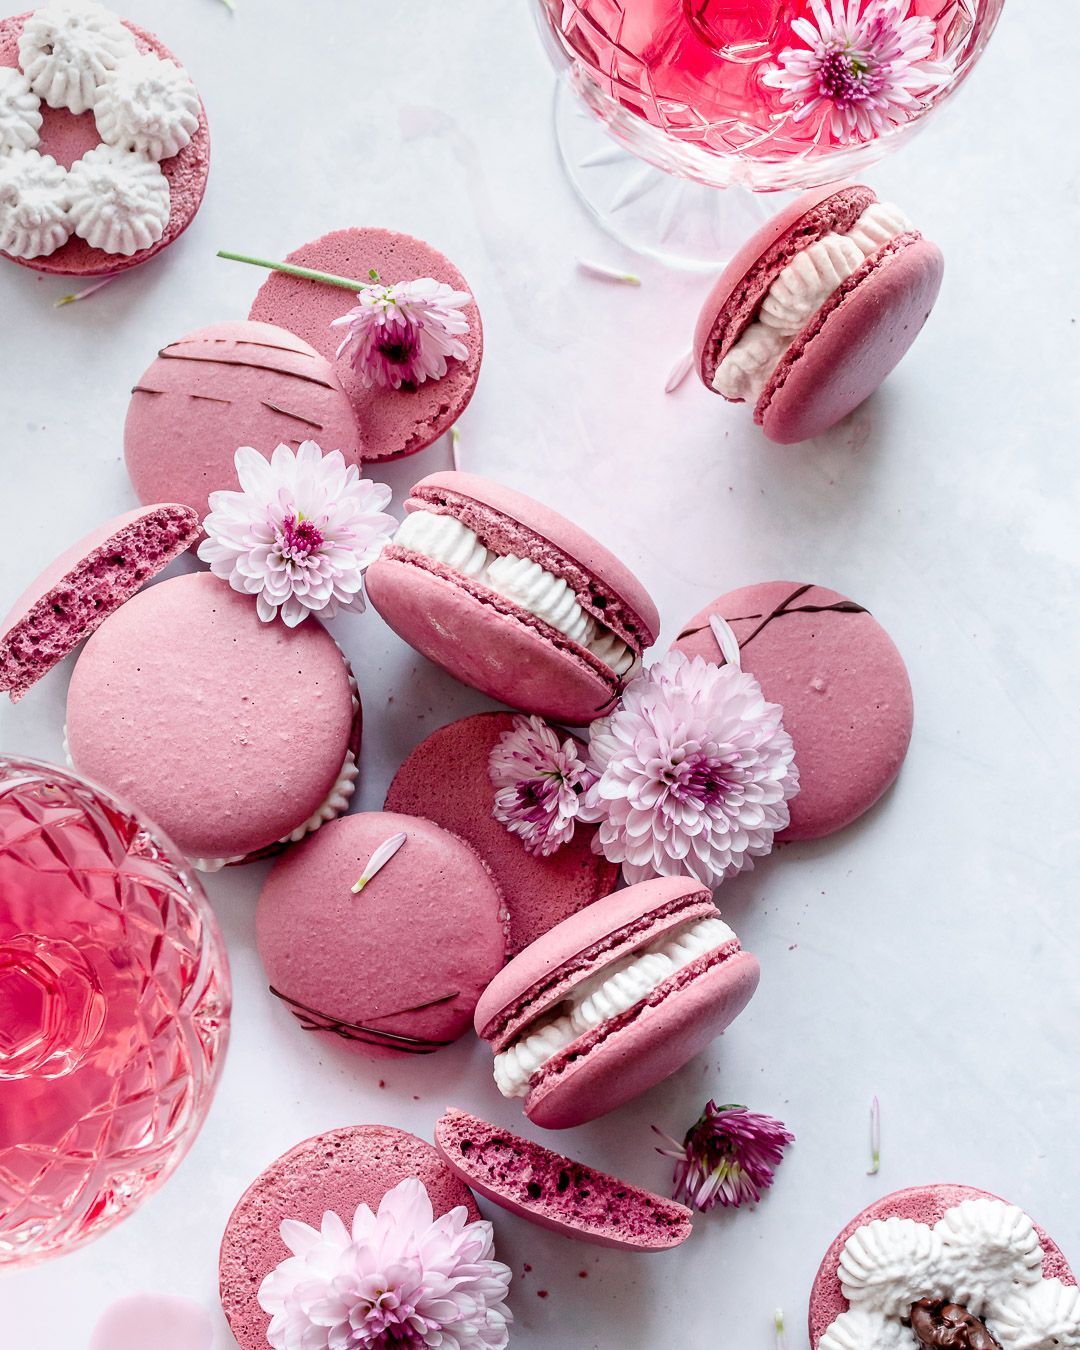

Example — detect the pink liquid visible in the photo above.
[541,0,989,161]
[0,762,228,1264]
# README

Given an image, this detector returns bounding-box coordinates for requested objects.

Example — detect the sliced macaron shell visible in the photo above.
[0,12,210,277]
[124,321,363,517]
[248,227,482,461]
[435,1107,693,1251]
[672,581,912,841]
[694,183,944,444]
[66,571,360,865]
[808,1185,1077,1347]
[476,876,760,1130]
[0,503,199,702]
[384,712,619,956]
[367,471,659,726]
[256,811,508,1056]
[219,1126,480,1350]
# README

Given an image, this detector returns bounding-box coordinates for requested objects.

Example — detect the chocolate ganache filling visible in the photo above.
[910,1300,1001,1350]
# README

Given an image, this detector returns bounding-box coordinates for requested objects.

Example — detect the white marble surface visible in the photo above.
[1,1,1078,1346]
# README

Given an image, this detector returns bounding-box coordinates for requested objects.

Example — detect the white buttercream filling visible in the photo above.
[0,68,43,155]
[0,147,71,258]
[393,510,639,677]
[493,914,734,1098]
[18,0,135,115]
[66,143,169,256]
[93,51,200,162]
[713,202,914,403]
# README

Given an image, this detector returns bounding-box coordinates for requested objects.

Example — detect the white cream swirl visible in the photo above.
[937,1200,1043,1314]
[994,1279,1080,1349]
[0,148,71,258]
[392,509,638,676]
[820,1310,917,1350]
[0,68,42,155]
[713,201,914,402]
[493,914,734,1098]
[839,1219,949,1317]
[94,52,200,161]
[67,143,169,255]
[18,0,134,115]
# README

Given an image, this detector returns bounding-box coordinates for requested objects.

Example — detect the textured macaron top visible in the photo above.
[66,571,357,862]
[401,471,660,653]
[0,503,198,702]
[434,1108,693,1251]
[475,876,721,1050]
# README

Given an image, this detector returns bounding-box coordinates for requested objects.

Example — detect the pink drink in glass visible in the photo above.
[0,759,229,1265]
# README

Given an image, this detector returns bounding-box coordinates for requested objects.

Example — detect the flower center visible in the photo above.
[279,513,323,560]
[817,45,874,106]
[661,752,733,807]
[376,318,421,368]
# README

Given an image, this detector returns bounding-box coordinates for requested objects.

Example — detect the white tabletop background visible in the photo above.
[1,1,1078,1346]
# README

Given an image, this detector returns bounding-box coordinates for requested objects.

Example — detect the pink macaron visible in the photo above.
[0,8,210,277]
[257,811,507,1056]
[809,1185,1078,1349]
[0,503,198,701]
[248,227,482,461]
[124,321,363,519]
[367,471,659,725]
[672,581,912,841]
[66,571,361,869]
[219,1125,480,1350]
[695,183,943,443]
[475,876,759,1130]
[435,1107,692,1251]
[385,712,619,956]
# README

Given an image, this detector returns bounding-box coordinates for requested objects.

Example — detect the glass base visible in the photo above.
[553,79,781,272]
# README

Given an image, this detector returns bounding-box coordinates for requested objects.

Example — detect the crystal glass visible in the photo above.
[535,0,1004,266]
[0,758,230,1266]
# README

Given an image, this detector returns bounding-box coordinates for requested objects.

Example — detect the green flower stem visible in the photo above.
[216,250,369,293]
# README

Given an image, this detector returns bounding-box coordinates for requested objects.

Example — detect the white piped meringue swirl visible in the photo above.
[0,148,71,258]
[994,1278,1080,1350]
[94,51,200,161]
[493,914,734,1098]
[66,143,168,255]
[938,1199,1043,1314]
[0,68,42,155]
[392,509,639,677]
[820,1310,916,1350]
[839,1219,949,1317]
[713,201,914,402]
[18,0,134,115]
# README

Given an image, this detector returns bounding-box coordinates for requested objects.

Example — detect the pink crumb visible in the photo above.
[537,1290,549,1300]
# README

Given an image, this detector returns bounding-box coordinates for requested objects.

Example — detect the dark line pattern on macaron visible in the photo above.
[261,400,323,429]
[131,385,164,396]
[156,349,336,390]
[269,985,459,1053]
[190,393,231,404]
[678,584,868,658]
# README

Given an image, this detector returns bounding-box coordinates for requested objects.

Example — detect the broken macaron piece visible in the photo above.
[0,503,199,702]
[366,470,659,725]
[694,183,944,444]
[474,876,760,1130]
[434,1107,692,1251]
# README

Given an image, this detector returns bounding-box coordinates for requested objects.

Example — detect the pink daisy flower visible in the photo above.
[331,274,471,390]
[765,0,952,143]
[654,1102,795,1211]
[488,714,591,858]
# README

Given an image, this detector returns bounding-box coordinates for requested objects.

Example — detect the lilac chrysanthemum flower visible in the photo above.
[579,650,799,887]
[258,1177,513,1350]
[654,1102,795,1211]
[331,275,471,390]
[198,441,396,627]
[764,0,952,144]
[488,714,592,857]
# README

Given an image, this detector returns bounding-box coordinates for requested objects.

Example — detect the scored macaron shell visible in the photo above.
[66,571,359,865]
[248,227,482,461]
[124,321,363,518]
[256,811,508,1056]
[434,1108,693,1251]
[0,12,210,277]
[219,1126,480,1350]
[384,712,620,956]
[0,503,198,701]
[808,1185,1077,1347]
[672,581,913,841]
[477,877,760,1130]
[694,183,944,444]
[367,471,659,726]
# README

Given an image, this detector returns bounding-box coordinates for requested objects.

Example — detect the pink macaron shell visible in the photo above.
[256,812,507,1057]
[219,1126,480,1350]
[124,321,363,518]
[66,572,357,863]
[759,234,945,444]
[0,13,210,277]
[384,713,619,957]
[366,554,621,725]
[247,228,482,461]
[434,1108,693,1251]
[808,1185,1077,1347]
[673,582,913,842]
